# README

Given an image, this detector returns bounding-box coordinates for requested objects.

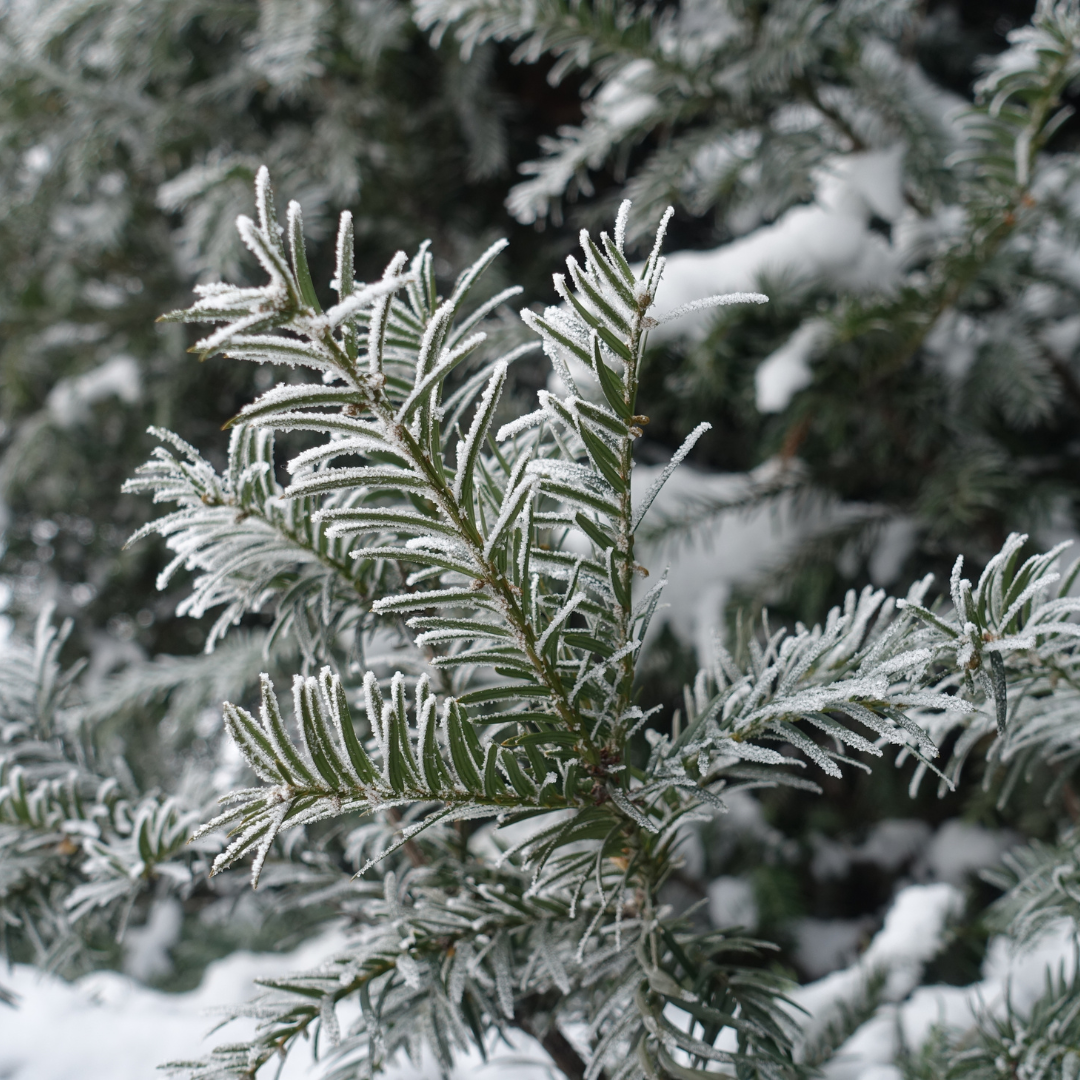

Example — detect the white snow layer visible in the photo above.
[2,886,1075,1078]
[646,147,905,336]
[707,875,759,931]
[630,460,856,662]
[122,897,184,983]
[793,916,877,981]
[822,921,1079,1080]
[791,883,964,1050]
[0,927,558,1080]
[651,147,906,413]
[923,820,1020,888]
[755,320,829,413]
[633,145,922,413]
[791,885,1079,1080]
[807,818,1017,890]
[0,930,346,1080]
[46,354,141,428]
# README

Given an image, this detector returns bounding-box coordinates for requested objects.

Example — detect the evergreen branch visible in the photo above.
[199,667,599,886]
[125,423,380,657]
[899,962,1080,1079]
[417,0,930,228]
[984,826,1080,945]
[0,610,224,973]
[147,170,1080,1080]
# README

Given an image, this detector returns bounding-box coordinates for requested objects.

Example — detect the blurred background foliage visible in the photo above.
[2,0,1078,1018]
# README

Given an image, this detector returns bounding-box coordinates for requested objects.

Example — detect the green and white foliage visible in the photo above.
[122,422,382,661]
[0,0,514,648]
[985,827,1080,948]
[900,534,1080,802]
[169,859,800,1080]
[5,5,1080,1076]
[899,964,1080,1080]
[130,171,1080,1079]
[0,608,206,974]
[0,608,306,980]
[416,0,932,232]
[417,0,1080,577]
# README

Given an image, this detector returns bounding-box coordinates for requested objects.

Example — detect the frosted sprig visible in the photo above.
[135,171,1080,1080]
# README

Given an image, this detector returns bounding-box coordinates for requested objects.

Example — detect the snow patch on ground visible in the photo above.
[0,930,346,1080]
[2,879,1073,1078]
[122,897,184,983]
[0,927,562,1080]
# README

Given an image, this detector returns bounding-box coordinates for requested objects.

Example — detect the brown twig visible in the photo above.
[513,996,604,1080]
[1063,781,1080,824]
[386,806,426,867]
